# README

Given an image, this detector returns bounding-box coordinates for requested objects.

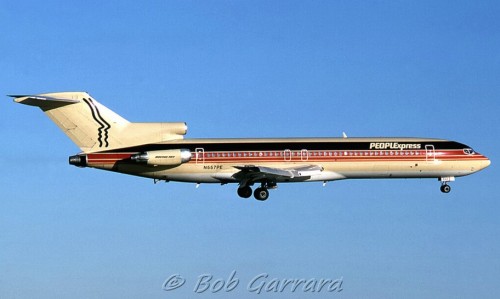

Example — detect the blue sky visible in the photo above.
[1,1,499,298]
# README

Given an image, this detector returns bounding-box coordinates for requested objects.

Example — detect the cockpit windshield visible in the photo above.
[463,148,475,155]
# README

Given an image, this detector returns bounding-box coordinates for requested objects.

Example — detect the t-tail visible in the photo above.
[10,92,187,153]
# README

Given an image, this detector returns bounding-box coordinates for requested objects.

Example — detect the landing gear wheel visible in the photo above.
[254,187,269,201]
[237,186,252,198]
[440,184,451,193]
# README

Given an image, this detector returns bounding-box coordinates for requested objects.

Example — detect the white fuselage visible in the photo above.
[80,137,490,184]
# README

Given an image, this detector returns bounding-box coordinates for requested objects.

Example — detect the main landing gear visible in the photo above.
[253,187,269,201]
[237,181,275,201]
[237,186,252,198]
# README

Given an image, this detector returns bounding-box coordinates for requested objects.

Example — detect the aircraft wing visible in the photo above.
[233,164,324,184]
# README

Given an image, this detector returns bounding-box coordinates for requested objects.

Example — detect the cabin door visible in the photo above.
[425,145,435,163]
[195,148,204,164]
[284,149,292,161]
[300,149,309,161]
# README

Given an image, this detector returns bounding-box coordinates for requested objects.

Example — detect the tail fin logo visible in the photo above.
[82,98,111,147]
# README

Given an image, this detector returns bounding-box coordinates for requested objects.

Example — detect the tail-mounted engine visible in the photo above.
[131,149,191,166]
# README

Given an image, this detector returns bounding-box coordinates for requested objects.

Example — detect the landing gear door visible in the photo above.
[195,148,204,164]
[425,144,435,163]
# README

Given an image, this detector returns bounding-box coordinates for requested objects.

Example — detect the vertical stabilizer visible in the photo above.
[12,92,129,152]
[12,92,187,153]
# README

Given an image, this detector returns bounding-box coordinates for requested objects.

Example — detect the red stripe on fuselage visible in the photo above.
[84,150,487,165]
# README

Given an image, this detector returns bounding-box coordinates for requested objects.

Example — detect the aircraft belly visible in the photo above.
[330,160,481,178]
[155,163,235,183]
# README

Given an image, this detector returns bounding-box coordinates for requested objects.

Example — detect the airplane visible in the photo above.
[11,92,490,200]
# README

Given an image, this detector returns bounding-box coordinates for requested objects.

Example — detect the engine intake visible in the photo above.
[131,149,191,166]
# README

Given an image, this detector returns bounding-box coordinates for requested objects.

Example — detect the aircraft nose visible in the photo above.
[479,157,491,170]
[484,158,491,168]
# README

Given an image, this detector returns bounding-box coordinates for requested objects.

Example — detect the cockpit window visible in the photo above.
[463,148,475,155]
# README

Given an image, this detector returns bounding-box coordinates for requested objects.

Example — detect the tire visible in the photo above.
[254,187,269,201]
[237,186,252,198]
[440,184,451,193]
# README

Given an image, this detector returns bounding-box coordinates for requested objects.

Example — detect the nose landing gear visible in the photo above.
[440,184,451,193]
[439,177,455,193]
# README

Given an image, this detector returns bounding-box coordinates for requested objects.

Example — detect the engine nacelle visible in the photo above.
[131,149,191,166]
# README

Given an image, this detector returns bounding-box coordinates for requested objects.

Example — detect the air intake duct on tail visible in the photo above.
[131,149,191,166]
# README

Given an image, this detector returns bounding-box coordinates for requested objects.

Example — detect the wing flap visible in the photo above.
[234,165,294,177]
[234,164,324,181]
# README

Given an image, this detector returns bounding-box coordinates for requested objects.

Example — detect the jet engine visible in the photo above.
[131,149,191,166]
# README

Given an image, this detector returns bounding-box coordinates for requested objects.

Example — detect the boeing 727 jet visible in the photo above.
[12,92,490,200]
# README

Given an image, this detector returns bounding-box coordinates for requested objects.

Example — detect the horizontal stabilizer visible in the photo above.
[9,94,80,108]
